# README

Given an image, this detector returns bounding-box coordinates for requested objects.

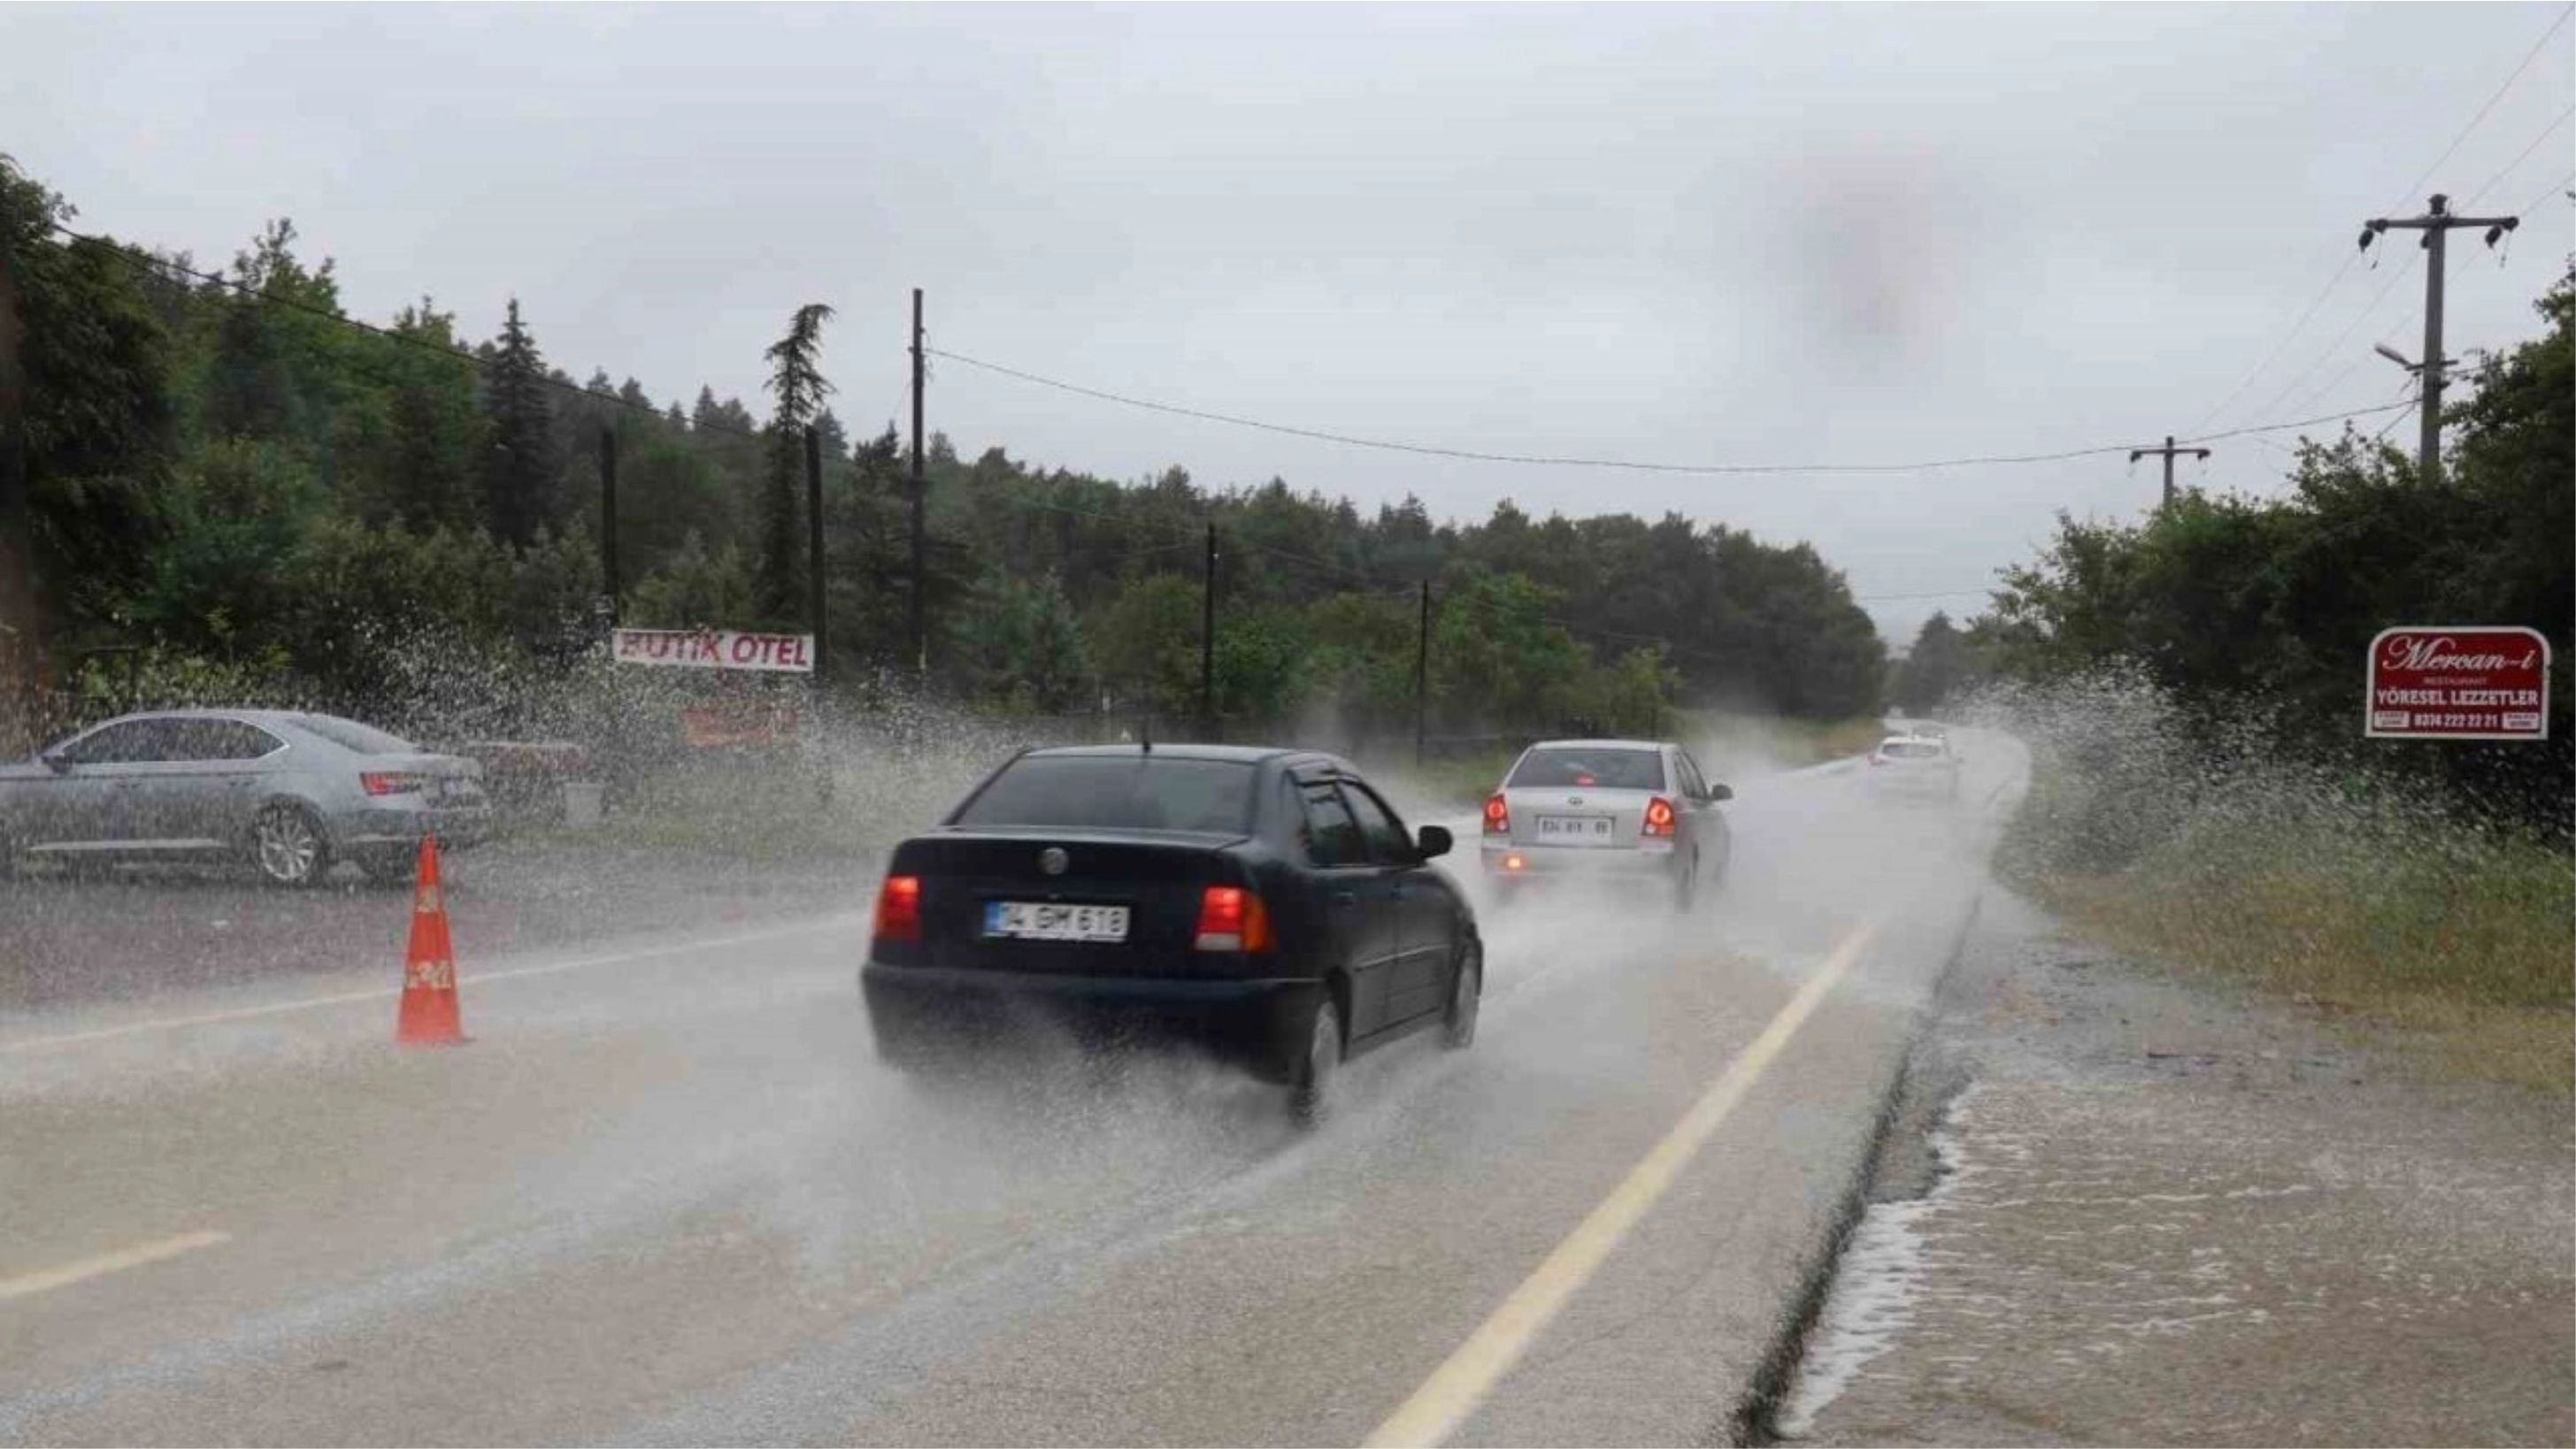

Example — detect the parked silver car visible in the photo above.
[1480,739,1732,911]
[0,709,490,886]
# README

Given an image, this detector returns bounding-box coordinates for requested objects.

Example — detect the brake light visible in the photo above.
[1195,886,1274,953]
[360,771,433,796]
[873,875,922,944]
[1483,794,1511,835]
[1643,796,1677,838]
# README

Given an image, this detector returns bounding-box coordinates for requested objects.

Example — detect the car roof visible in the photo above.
[1020,743,1306,765]
[90,708,349,730]
[1524,739,1672,752]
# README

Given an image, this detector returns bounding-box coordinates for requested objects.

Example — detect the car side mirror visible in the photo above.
[1416,824,1453,860]
[40,751,71,775]
[1708,783,1733,802]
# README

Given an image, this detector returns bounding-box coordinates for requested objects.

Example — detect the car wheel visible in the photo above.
[1288,993,1342,1128]
[250,803,331,887]
[1672,855,1699,914]
[1442,941,1481,1051]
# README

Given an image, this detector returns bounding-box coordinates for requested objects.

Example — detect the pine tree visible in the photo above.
[754,303,834,625]
[481,297,557,548]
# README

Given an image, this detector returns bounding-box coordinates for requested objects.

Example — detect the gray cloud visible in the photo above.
[6,3,2568,640]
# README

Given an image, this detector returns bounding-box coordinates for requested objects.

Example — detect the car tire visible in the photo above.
[1672,855,1698,915]
[1288,993,1342,1128]
[250,803,332,887]
[1442,941,1481,1051]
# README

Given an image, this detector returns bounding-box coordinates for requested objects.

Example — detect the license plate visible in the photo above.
[1535,816,1614,840]
[440,778,474,800]
[985,901,1130,942]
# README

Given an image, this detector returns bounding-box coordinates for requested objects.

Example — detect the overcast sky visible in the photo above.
[5,4,2570,640]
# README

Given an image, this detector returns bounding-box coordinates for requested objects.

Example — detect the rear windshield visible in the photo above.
[1880,740,1943,759]
[953,755,1258,834]
[1508,748,1665,791]
[292,715,417,755]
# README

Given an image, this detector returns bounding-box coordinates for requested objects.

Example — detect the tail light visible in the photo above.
[873,875,923,944]
[360,771,434,796]
[1868,754,1884,767]
[1195,886,1275,953]
[1642,796,1677,838]
[1482,794,1511,835]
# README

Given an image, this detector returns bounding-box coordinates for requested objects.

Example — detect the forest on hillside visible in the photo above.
[0,157,1885,752]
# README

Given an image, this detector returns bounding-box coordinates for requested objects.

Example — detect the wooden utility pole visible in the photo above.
[0,228,38,753]
[909,288,927,677]
[2362,194,2519,483]
[597,427,620,627]
[1199,522,1218,740]
[1414,579,1431,766]
[804,425,827,681]
[2130,434,2211,510]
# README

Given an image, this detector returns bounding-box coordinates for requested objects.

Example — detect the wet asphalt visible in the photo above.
[0,740,2023,1446]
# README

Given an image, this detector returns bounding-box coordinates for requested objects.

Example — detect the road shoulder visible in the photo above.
[1780,884,2576,1447]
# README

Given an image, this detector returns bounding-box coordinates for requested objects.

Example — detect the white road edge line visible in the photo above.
[0,1230,232,1300]
[0,915,862,1055]
[1361,913,1888,1449]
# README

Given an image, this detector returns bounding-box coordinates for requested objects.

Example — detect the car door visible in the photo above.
[142,719,283,846]
[1342,776,1457,1027]
[1672,748,1726,878]
[1290,772,1402,1041]
[21,719,167,850]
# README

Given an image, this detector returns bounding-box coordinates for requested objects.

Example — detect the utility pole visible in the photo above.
[597,427,620,627]
[908,288,927,678]
[2129,434,2210,510]
[804,425,827,682]
[1414,579,1431,767]
[0,231,38,755]
[2362,194,2518,484]
[1199,522,1218,740]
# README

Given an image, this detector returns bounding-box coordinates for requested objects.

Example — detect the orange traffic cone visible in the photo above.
[396,834,466,1046]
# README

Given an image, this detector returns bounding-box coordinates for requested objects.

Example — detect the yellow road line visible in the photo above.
[1362,915,1887,1448]
[0,915,860,1055]
[0,1230,232,1301]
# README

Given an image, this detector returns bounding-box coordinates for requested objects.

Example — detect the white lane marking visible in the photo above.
[1362,914,1887,1449]
[0,915,861,1055]
[0,1230,232,1300]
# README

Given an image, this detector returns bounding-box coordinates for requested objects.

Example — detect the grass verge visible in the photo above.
[2008,805,2574,1094]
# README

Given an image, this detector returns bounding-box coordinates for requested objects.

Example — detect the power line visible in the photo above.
[2388,3,2576,211]
[2520,170,2576,216]
[934,346,2407,479]
[2189,3,2574,434]
[2464,102,2576,208]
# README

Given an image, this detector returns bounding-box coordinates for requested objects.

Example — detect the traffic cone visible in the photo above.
[396,834,466,1046]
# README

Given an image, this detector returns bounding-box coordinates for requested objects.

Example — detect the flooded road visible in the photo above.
[0,736,2025,1445]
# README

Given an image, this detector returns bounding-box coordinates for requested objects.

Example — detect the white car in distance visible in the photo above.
[1480,739,1731,912]
[1866,732,1963,802]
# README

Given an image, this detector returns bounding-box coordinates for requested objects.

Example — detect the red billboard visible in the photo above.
[2365,626,2552,740]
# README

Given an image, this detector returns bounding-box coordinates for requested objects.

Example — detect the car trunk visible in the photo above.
[890,829,1251,978]
[366,752,488,805]
[1502,787,1652,849]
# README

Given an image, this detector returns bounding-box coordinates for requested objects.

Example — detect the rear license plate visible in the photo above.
[440,778,474,800]
[1535,815,1614,840]
[986,901,1130,942]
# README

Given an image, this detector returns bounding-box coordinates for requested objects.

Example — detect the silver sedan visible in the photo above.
[0,709,491,886]
[1479,738,1733,911]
